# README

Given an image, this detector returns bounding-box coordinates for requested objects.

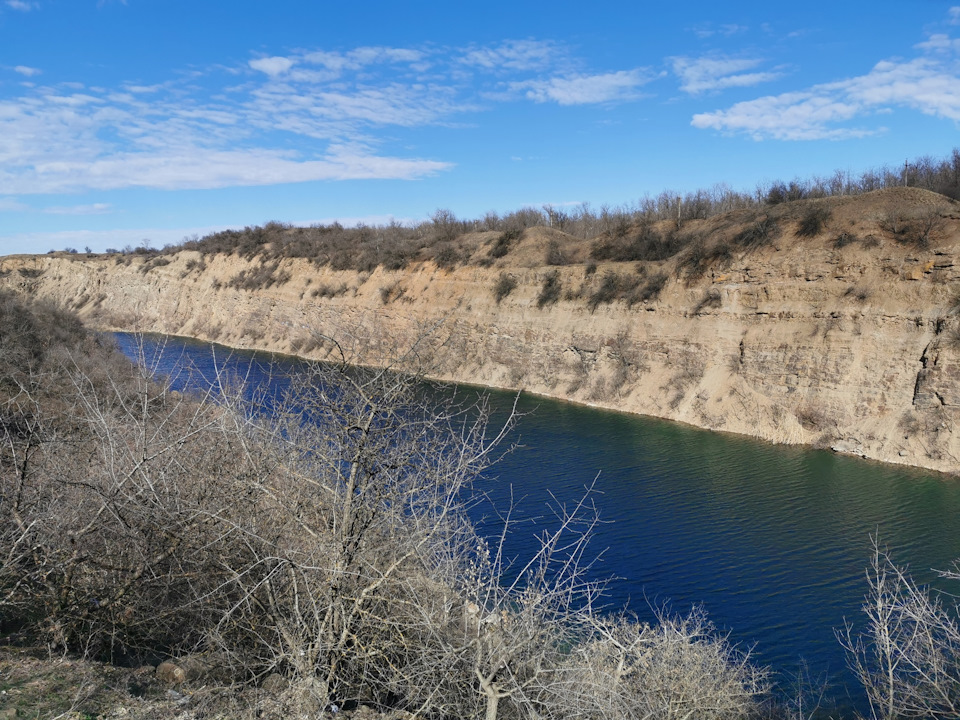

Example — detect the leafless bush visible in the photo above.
[678,237,734,280]
[433,243,464,270]
[633,271,668,304]
[796,206,832,238]
[587,271,641,312]
[734,216,781,249]
[227,261,292,290]
[541,609,768,720]
[492,273,517,303]
[489,229,520,259]
[546,239,570,266]
[843,286,870,302]
[840,539,960,719]
[537,270,562,308]
[379,281,406,304]
[590,224,688,263]
[310,282,349,299]
[834,232,859,249]
[881,204,947,248]
[694,288,723,314]
[795,405,830,432]
[0,294,783,719]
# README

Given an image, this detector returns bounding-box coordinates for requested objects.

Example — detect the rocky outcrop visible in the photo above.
[3,188,960,473]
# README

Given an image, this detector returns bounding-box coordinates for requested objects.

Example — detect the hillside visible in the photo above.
[3,186,960,473]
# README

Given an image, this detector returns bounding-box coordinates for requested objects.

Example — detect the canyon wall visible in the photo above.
[3,187,960,473]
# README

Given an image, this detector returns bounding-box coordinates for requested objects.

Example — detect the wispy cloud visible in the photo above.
[0,38,647,195]
[511,69,650,105]
[5,0,37,11]
[42,202,112,215]
[672,56,781,94]
[460,39,560,72]
[692,21,960,140]
[13,65,41,77]
[691,23,748,39]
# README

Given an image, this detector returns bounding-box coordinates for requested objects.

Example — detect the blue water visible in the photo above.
[113,332,960,716]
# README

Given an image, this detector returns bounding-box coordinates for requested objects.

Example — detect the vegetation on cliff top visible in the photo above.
[102,148,960,277]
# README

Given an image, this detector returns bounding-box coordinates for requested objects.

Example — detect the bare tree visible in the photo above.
[840,538,960,719]
[2,294,775,719]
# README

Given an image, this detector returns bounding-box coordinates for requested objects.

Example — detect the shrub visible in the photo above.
[678,239,733,279]
[492,273,517,304]
[842,286,870,302]
[434,244,463,270]
[310,282,349,299]
[139,257,171,274]
[693,288,723,314]
[631,271,668,304]
[489,229,520,259]
[833,231,858,248]
[379,282,405,304]
[537,270,562,308]
[587,271,641,312]
[226,262,292,290]
[545,239,569,266]
[590,224,688,263]
[796,206,832,237]
[733,217,780,249]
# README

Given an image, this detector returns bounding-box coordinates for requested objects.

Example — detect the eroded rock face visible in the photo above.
[4,189,959,473]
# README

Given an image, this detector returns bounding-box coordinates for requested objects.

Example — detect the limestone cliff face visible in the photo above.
[3,187,960,473]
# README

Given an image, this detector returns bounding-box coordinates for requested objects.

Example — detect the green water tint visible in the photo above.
[114,332,960,716]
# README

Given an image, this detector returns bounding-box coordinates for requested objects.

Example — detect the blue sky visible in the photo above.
[2,0,960,254]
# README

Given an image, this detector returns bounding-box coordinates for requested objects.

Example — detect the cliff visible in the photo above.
[3,187,960,473]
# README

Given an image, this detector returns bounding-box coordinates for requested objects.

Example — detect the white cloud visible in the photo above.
[0,38,646,195]
[512,70,650,105]
[301,46,427,76]
[950,7,960,25]
[13,65,41,77]
[671,56,781,94]
[43,202,112,215]
[916,33,960,53]
[249,56,295,77]
[460,40,559,72]
[0,147,451,194]
[692,41,960,140]
[5,0,37,11]
[692,90,870,140]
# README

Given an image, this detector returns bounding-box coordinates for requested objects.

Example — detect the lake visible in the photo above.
[113,332,960,716]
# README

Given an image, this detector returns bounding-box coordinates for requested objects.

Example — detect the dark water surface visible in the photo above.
[114,332,960,716]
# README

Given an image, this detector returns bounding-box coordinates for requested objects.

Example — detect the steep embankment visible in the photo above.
[4,187,960,473]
